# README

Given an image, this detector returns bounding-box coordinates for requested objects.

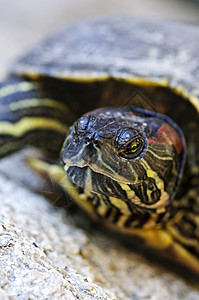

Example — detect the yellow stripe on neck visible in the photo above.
[0,117,68,136]
[0,81,36,98]
[9,98,71,114]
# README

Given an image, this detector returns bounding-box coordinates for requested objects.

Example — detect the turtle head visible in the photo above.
[61,107,185,213]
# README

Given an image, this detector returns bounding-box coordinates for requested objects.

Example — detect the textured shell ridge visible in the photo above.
[10,17,199,98]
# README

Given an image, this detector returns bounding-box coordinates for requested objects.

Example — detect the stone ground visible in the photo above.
[0,1,199,299]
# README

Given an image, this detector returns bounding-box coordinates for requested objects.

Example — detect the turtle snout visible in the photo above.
[61,128,101,168]
[84,132,101,147]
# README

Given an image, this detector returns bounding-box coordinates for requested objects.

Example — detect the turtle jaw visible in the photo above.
[62,161,171,212]
[62,156,140,185]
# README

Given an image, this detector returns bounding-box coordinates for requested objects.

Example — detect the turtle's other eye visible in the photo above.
[74,116,90,136]
[116,128,145,159]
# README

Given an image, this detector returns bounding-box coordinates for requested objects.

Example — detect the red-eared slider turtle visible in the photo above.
[0,18,198,273]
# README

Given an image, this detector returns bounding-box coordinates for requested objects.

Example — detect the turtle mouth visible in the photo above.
[63,163,169,210]
[63,163,132,196]
[63,160,135,185]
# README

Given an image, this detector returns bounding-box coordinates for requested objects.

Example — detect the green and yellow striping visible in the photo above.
[0,79,71,157]
[0,81,36,98]
[9,98,71,114]
[0,117,68,136]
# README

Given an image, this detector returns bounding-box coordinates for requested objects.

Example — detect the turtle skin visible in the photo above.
[0,18,198,274]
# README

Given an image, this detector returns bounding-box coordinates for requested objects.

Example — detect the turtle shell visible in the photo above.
[10,18,199,121]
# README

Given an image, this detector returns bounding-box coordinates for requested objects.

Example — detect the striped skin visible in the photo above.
[0,78,75,157]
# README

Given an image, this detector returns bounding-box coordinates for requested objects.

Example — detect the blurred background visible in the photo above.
[0,0,199,78]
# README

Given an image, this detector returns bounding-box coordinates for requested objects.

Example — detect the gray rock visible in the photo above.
[0,153,199,299]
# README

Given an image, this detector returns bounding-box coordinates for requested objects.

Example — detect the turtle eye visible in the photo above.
[74,116,90,136]
[119,137,144,159]
[116,128,145,159]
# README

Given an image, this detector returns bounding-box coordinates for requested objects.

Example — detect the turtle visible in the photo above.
[0,17,198,274]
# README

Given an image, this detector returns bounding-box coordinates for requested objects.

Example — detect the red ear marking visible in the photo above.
[147,123,185,154]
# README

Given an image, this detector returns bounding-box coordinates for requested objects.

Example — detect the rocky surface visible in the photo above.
[0,152,199,299]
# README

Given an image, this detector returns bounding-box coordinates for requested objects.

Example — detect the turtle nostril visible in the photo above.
[85,137,91,144]
[93,140,100,147]
[85,135,100,147]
